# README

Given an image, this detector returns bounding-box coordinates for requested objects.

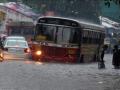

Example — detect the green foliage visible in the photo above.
[22,0,100,24]
[101,0,120,22]
[0,0,7,3]
[104,0,120,8]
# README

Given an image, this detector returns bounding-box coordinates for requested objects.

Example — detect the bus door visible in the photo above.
[54,27,70,57]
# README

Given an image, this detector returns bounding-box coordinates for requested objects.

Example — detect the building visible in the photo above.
[0,2,37,34]
[100,16,120,53]
[0,10,6,33]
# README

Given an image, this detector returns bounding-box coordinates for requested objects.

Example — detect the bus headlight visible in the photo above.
[35,50,42,56]
[68,50,75,55]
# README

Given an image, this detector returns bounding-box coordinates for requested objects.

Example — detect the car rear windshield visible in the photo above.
[6,40,28,48]
[6,37,25,41]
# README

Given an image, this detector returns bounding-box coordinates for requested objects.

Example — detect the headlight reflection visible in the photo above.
[25,61,43,65]
[35,61,43,65]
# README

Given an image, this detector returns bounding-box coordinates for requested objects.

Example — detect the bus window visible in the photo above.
[35,25,56,41]
[57,27,71,44]
[84,30,89,44]
[91,31,94,44]
[35,24,81,44]
[55,27,81,44]
[93,32,96,44]
[69,28,81,44]
[82,30,87,44]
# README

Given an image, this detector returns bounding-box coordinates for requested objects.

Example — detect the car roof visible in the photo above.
[6,40,27,42]
[6,36,25,38]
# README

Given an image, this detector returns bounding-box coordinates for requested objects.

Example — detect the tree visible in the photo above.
[0,0,7,3]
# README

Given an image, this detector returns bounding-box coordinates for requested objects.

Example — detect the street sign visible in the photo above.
[104,37,110,45]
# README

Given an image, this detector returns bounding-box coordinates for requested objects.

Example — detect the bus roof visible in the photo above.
[37,16,105,32]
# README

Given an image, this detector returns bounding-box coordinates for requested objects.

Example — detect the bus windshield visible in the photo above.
[35,24,81,44]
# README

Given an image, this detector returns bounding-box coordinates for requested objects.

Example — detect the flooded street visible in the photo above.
[0,54,119,90]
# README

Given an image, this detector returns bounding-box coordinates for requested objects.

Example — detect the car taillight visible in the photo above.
[0,53,3,58]
[24,48,30,53]
[35,50,42,56]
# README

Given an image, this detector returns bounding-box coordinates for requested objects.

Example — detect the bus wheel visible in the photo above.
[80,54,84,63]
[93,54,97,62]
[32,55,39,61]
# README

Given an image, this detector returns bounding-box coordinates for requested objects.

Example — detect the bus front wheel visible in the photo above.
[32,55,40,61]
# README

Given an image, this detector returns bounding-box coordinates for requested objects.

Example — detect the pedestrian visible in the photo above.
[98,45,108,69]
[0,38,3,49]
[112,45,120,69]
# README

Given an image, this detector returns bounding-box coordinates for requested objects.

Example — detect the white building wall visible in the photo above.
[0,6,6,33]
[0,20,5,33]
[5,8,33,22]
[0,5,34,33]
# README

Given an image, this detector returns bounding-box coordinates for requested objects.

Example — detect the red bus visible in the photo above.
[30,16,105,63]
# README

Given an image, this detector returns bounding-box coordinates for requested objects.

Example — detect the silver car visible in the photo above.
[3,40,31,60]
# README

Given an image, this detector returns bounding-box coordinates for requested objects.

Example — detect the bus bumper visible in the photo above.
[32,55,77,63]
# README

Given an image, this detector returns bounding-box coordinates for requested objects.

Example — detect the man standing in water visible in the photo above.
[98,45,108,69]
[112,45,120,69]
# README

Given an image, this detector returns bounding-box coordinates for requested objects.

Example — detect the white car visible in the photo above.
[3,40,31,60]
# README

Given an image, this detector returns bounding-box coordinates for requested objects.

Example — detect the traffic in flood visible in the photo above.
[0,0,120,90]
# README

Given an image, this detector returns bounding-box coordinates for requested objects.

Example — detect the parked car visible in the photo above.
[3,40,31,60]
